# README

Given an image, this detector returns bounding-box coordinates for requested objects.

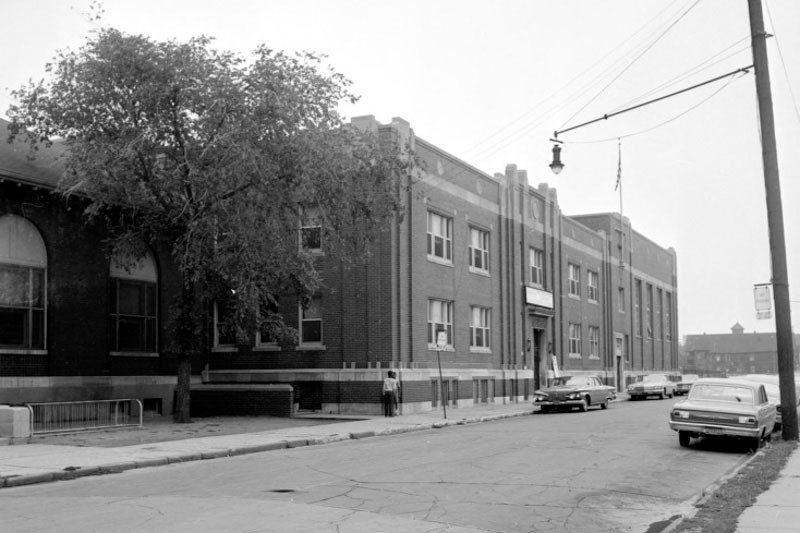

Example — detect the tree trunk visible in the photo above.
[174,355,192,423]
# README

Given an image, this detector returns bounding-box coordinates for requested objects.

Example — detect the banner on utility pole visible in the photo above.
[754,283,772,320]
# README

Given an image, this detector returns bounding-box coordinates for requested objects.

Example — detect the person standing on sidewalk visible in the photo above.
[383,370,399,417]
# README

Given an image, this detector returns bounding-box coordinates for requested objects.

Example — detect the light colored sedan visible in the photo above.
[669,378,776,450]
[628,374,676,400]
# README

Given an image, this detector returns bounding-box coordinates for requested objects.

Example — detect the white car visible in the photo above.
[628,374,676,400]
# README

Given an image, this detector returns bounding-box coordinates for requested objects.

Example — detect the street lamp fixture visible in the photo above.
[549,141,564,175]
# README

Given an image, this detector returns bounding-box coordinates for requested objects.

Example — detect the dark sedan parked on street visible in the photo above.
[534,375,616,413]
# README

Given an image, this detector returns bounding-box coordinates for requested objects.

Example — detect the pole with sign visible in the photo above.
[754,283,772,320]
[435,329,448,419]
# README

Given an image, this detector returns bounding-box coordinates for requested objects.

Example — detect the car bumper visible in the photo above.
[669,421,761,438]
[535,399,584,408]
[629,389,662,396]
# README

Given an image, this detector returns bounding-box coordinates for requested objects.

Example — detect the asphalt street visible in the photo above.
[0,398,753,532]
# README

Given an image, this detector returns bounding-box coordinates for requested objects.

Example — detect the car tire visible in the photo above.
[679,431,691,447]
[539,406,549,414]
[749,436,762,452]
[579,398,588,412]
[600,398,609,410]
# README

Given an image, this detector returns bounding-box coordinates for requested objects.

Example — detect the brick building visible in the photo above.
[0,116,678,416]
[681,322,800,376]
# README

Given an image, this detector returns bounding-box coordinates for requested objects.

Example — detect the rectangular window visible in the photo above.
[568,263,581,297]
[0,265,45,349]
[213,297,237,348]
[427,211,453,263]
[646,284,653,339]
[665,292,672,340]
[655,288,663,340]
[618,287,625,313]
[468,227,489,273]
[589,326,600,359]
[256,300,279,348]
[530,248,544,286]
[469,306,491,350]
[300,207,322,252]
[587,270,599,303]
[300,297,323,345]
[427,299,453,348]
[110,279,157,352]
[568,322,582,357]
[634,280,642,337]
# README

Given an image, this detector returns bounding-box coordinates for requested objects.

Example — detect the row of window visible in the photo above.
[568,323,601,359]
[427,299,491,350]
[633,279,673,341]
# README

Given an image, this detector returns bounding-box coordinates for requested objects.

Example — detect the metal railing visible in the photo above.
[26,399,143,435]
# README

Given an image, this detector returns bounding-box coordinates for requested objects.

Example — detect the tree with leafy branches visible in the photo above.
[7,27,411,422]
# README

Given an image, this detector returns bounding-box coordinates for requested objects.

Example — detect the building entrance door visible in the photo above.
[532,328,544,390]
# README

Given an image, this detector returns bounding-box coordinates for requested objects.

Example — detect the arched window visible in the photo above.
[0,215,47,351]
[109,248,158,354]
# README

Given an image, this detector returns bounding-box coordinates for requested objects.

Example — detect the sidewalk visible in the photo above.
[0,401,535,489]
[736,445,800,532]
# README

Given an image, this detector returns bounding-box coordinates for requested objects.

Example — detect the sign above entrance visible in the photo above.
[526,286,554,309]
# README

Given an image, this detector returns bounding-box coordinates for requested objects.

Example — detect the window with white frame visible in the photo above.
[427,211,452,263]
[618,287,625,313]
[299,207,322,253]
[300,297,323,345]
[568,263,581,297]
[589,326,600,359]
[109,248,158,353]
[0,215,46,351]
[587,270,599,302]
[568,323,582,357]
[427,299,453,348]
[530,248,544,286]
[469,306,490,350]
[468,227,489,273]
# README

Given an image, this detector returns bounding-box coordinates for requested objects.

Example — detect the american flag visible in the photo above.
[614,139,622,191]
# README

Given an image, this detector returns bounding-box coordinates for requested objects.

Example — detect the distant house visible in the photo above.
[682,322,800,376]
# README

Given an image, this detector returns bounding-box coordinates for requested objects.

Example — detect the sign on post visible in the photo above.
[436,331,448,351]
[754,283,772,320]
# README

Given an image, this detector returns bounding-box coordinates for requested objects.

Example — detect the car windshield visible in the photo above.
[689,384,755,404]
[552,376,585,387]
[639,374,667,383]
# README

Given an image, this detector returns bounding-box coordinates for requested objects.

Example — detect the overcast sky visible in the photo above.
[2,0,799,339]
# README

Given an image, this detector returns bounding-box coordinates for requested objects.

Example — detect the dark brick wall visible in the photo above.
[191,387,294,417]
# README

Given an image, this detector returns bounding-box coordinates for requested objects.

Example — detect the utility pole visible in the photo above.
[748,0,798,440]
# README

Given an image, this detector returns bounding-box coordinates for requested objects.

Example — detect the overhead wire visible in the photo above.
[764,0,800,125]
[462,0,693,160]
[556,0,703,131]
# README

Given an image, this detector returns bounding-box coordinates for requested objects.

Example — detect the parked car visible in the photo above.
[533,375,616,413]
[627,374,676,400]
[669,378,777,450]
[736,374,800,428]
[675,374,700,395]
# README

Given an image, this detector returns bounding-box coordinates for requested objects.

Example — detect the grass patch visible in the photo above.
[671,437,798,533]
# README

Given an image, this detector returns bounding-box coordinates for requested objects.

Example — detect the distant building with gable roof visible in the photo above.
[682,322,800,376]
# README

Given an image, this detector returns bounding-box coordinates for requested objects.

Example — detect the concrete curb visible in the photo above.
[657,445,764,533]
[0,409,534,489]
